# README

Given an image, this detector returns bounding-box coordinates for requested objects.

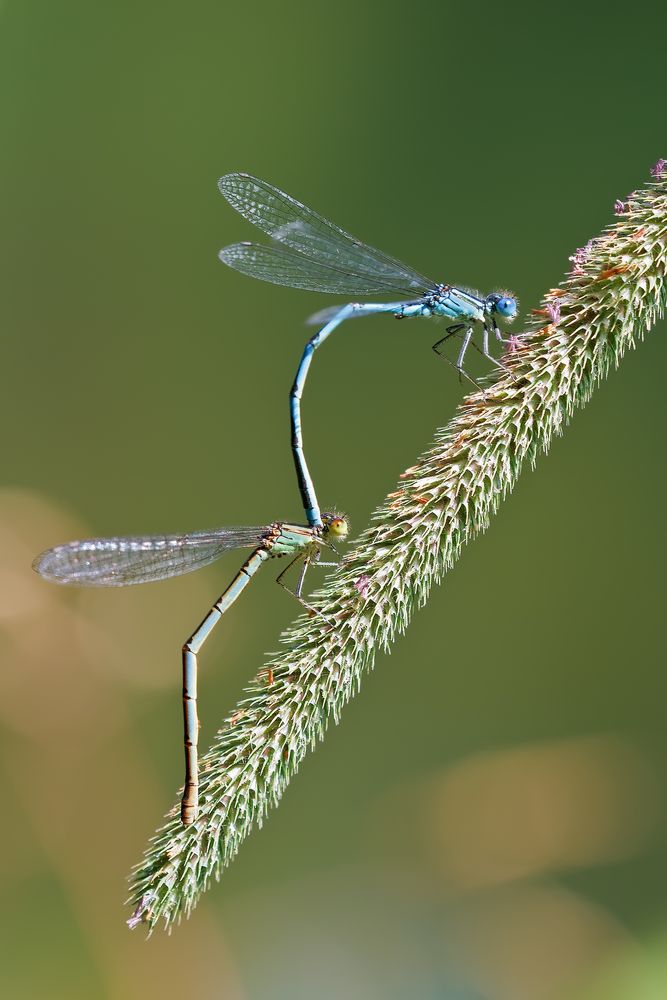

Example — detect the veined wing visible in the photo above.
[32,527,271,587]
[219,173,434,296]
[219,242,421,295]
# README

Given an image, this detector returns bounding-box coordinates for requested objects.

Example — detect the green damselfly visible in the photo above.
[33,512,348,824]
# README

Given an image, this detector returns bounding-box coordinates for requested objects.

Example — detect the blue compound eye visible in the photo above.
[497,296,517,318]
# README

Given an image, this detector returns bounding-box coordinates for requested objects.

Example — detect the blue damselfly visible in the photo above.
[218,174,518,528]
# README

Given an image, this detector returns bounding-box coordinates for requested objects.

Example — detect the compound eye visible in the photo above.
[499,297,517,317]
[330,517,348,537]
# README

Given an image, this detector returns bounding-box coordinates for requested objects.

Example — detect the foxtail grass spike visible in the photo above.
[128,164,667,931]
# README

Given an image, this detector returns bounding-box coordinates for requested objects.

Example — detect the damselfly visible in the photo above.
[218,173,519,529]
[33,512,348,824]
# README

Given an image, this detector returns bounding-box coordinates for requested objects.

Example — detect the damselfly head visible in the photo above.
[321,512,349,540]
[486,292,518,322]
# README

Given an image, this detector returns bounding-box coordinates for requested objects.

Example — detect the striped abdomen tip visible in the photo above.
[181,794,198,826]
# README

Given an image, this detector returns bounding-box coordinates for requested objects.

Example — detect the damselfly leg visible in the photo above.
[275,547,339,626]
[432,325,484,390]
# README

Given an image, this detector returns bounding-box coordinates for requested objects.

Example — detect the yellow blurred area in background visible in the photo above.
[426,737,658,889]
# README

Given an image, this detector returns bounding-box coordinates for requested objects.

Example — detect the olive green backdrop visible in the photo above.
[1,1,666,998]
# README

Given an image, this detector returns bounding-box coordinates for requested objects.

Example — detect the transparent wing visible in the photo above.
[219,242,419,295]
[219,173,435,296]
[32,526,271,587]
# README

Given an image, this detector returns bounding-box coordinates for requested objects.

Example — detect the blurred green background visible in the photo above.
[1,1,666,997]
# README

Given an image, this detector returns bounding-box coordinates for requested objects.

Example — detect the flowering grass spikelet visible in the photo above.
[128,165,667,932]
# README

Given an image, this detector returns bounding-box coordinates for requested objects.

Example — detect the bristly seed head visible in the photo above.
[128,164,667,933]
[126,891,155,930]
[503,334,526,355]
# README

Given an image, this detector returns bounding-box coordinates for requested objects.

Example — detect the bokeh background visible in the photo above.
[1,1,667,997]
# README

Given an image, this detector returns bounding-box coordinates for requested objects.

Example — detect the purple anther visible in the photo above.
[568,240,594,275]
[545,301,561,324]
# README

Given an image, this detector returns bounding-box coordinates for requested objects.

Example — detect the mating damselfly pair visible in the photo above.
[33,173,518,825]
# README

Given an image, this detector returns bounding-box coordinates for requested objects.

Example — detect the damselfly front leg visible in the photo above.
[311,552,340,570]
[275,552,335,626]
[432,325,483,391]
[479,321,513,375]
